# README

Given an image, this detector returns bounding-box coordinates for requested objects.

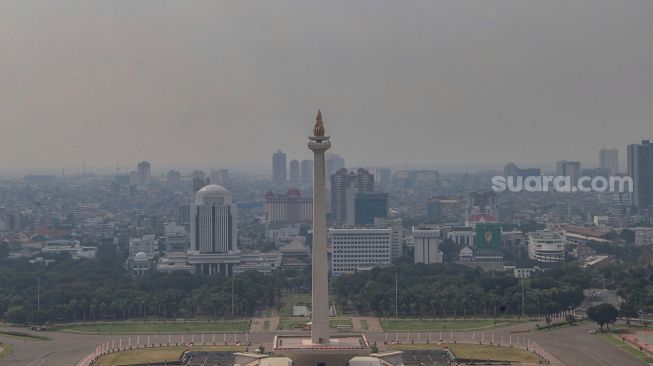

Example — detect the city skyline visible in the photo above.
[1,1,652,174]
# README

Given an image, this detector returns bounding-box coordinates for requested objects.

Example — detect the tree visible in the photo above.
[619,303,639,325]
[587,303,619,331]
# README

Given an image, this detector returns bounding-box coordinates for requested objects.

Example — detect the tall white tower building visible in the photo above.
[189,184,239,274]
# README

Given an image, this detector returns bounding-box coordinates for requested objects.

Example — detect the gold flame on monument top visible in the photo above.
[313,109,325,137]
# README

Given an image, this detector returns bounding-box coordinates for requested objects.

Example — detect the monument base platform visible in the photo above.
[272,335,370,366]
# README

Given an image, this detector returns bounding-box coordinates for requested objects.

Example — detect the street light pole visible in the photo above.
[231,277,235,318]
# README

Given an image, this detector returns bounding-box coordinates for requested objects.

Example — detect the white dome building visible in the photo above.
[194,184,232,205]
[189,184,239,275]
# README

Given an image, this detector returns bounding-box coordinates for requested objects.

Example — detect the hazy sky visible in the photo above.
[1,1,652,175]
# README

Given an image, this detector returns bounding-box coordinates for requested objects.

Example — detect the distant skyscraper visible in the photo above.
[354,192,388,225]
[556,160,581,185]
[599,149,619,175]
[376,168,392,185]
[166,170,181,184]
[137,161,151,186]
[426,198,442,224]
[189,185,238,274]
[466,191,498,220]
[192,177,210,193]
[289,159,300,183]
[325,153,345,177]
[272,150,287,183]
[300,159,313,183]
[330,168,374,226]
[628,140,653,217]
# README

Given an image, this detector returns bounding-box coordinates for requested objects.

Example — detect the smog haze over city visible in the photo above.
[1,1,652,175]
[2,2,653,366]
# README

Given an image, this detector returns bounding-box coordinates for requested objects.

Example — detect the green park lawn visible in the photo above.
[390,343,539,363]
[381,318,520,331]
[0,343,14,359]
[95,345,244,366]
[277,318,352,330]
[598,332,653,363]
[55,320,250,334]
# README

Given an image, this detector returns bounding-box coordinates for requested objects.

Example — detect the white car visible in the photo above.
[588,329,598,334]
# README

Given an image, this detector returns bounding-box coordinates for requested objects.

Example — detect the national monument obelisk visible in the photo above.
[308,110,330,345]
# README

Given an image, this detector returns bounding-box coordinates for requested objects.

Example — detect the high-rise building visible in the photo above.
[272,150,287,183]
[189,184,239,274]
[374,217,404,258]
[330,227,392,276]
[289,159,300,183]
[331,168,375,226]
[556,160,582,186]
[412,225,443,264]
[599,149,619,176]
[426,198,442,224]
[376,168,392,185]
[192,177,210,193]
[137,161,151,186]
[326,153,345,177]
[504,163,541,178]
[300,159,313,183]
[265,188,313,224]
[166,170,181,184]
[354,192,388,225]
[466,191,498,220]
[628,140,653,217]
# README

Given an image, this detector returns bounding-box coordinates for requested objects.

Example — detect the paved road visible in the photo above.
[528,322,646,366]
[0,321,646,366]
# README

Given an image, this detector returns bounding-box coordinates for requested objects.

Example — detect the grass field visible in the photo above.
[598,333,653,363]
[55,321,250,334]
[361,319,369,330]
[278,293,312,317]
[0,330,49,341]
[263,320,270,331]
[390,343,538,363]
[0,343,14,359]
[277,318,353,330]
[380,319,520,331]
[95,345,244,366]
